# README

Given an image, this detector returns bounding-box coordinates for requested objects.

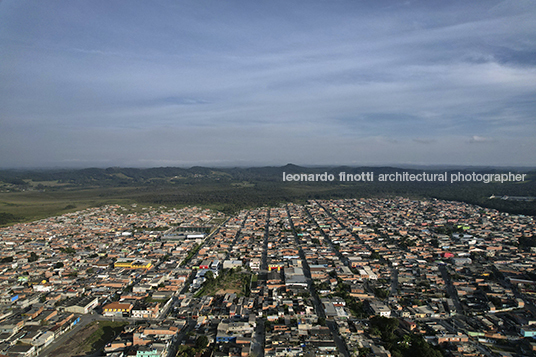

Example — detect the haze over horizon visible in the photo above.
[1,0,536,169]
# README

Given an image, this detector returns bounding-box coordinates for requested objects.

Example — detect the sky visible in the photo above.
[1,0,536,168]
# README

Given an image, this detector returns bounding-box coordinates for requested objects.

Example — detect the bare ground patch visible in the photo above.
[49,322,99,357]
[215,288,241,295]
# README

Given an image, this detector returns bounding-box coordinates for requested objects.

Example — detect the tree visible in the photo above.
[371,251,381,260]
[0,212,21,225]
[28,252,38,262]
[358,347,372,356]
[195,335,209,350]
[369,326,381,336]
[369,316,399,342]
[177,345,195,356]
[374,288,389,299]
[298,291,310,299]
[404,334,443,357]
[60,247,76,254]
[265,320,273,332]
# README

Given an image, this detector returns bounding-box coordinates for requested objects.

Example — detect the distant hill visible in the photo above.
[1,164,534,184]
[1,165,535,222]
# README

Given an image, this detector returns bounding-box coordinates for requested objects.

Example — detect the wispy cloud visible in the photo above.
[469,135,495,143]
[413,138,436,144]
[0,0,535,167]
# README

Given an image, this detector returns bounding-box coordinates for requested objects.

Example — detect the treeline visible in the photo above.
[0,212,20,226]
[2,164,534,188]
[1,165,535,216]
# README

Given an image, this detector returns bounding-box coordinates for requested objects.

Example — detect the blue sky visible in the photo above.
[1,0,535,168]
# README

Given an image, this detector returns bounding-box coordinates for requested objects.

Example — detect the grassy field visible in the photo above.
[195,268,251,297]
[1,165,535,226]
[48,322,100,357]
[0,182,315,225]
[46,321,126,357]
[0,188,139,225]
[78,321,127,354]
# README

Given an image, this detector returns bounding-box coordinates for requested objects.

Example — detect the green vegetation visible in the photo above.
[195,268,251,297]
[196,335,209,349]
[519,235,536,250]
[0,212,20,225]
[176,336,210,356]
[28,252,38,262]
[366,316,443,357]
[0,165,534,225]
[433,223,466,236]
[370,251,381,260]
[328,279,367,318]
[393,334,443,357]
[0,188,138,225]
[79,321,127,354]
[374,287,390,299]
[358,347,372,356]
[369,316,399,341]
[137,225,170,231]
[180,244,202,267]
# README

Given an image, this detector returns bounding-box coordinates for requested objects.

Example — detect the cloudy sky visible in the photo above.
[1,0,535,168]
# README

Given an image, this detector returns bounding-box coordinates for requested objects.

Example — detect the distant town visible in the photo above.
[1,197,535,357]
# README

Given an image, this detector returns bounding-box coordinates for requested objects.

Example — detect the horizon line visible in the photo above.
[1,163,536,171]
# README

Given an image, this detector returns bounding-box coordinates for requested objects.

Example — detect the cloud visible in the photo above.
[0,0,535,167]
[413,138,436,144]
[468,135,495,143]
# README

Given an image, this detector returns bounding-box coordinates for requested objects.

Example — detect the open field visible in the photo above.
[47,322,100,357]
[195,269,251,297]
[48,321,127,357]
[215,288,241,295]
[1,166,535,226]
[77,321,127,355]
[0,188,139,225]
[0,182,353,225]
